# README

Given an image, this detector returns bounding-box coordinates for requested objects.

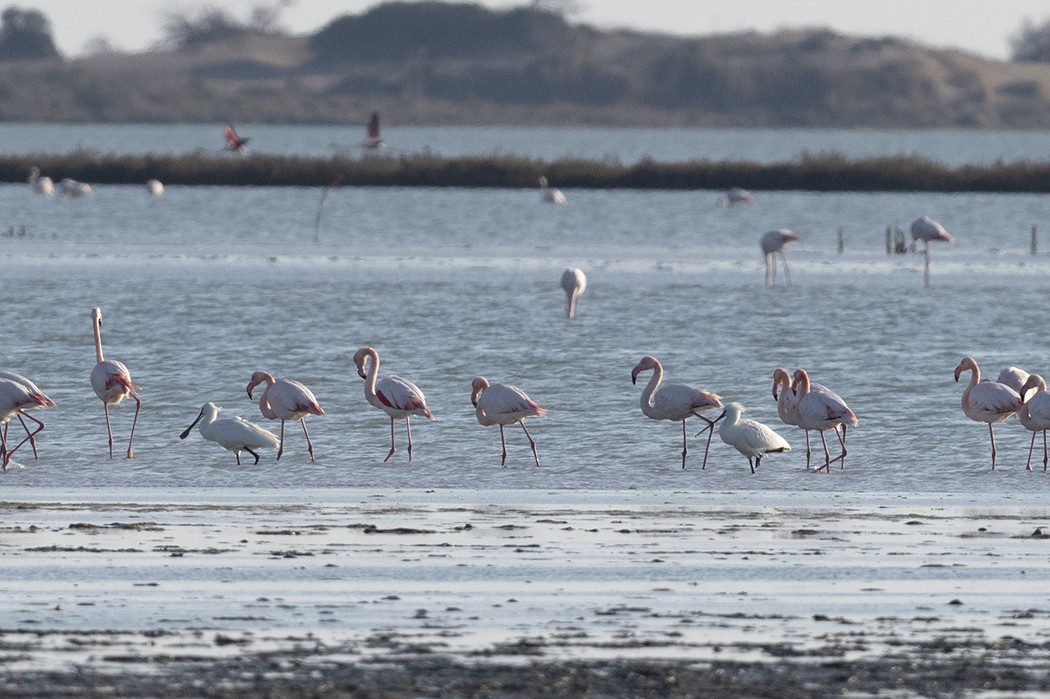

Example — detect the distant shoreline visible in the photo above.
[6,152,1050,192]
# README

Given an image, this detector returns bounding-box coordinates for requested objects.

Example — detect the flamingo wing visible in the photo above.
[651,383,720,420]
[478,383,545,422]
[377,375,432,418]
[1025,392,1050,429]
[968,381,1022,421]
[268,379,324,418]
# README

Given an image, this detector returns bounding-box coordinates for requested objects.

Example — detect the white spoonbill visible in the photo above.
[90,307,140,459]
[996,366,1031,398]
[717,402,791,473]
[561,267,587,319]
[0,370,55,464]
[910,216,954,288]
[631,355,723,470]
[717,187,754,207]
[353,347,434,462]
[954,356,1022,470]
[246,371,324,462]
[1018,375,1050,471]
[180,402,280,465]
[793,369,858,472]
[539,176,567,204]
[224,124,250,154]
[146,179,164,196]
[28,167,53,195]
[760,229,802,288]
[471,376,545,467]
[59,178,92,198]
[0,378,54,469]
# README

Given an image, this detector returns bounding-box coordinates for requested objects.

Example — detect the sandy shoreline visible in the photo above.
[3,489,1050,697]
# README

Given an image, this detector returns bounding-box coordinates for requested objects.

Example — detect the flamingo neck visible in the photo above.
[362,349,380,399]
[93,322,105,364]
[640,365,663,412]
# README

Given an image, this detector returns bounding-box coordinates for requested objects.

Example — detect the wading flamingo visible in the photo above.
[471,376,545,467]
[760,229,802,288]
[0,371,55,464]
[717,187,754,207]
[910,216,954,288]
[773,367,843,469]
[793,369,858,472]
[28,167,53,196]
[180,402,280,465]
[58,178,92,198]
[246,371,324,462]
[539,176,567,204]
[717,402,791,473]
[631,355,723,469]
[954,356,1022,470]
[0,377,54,469]
[1018,375,1050,471]
[353,347,433,462]
[561,267,587,319]
[224,124,251,154]
[90,307,140,459]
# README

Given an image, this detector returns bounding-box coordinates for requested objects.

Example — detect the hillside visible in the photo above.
[4,2,1050,127]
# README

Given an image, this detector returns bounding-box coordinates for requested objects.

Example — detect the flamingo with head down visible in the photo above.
[246,371,324,461]
[471,377,545,467]
[561,267,586,319]
[760,229,802,288]
[0,371,55,465]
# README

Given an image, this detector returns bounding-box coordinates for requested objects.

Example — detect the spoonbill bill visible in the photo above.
[353,347,433,462]
[246,371,324,462]
[180,402,280,465]
[471,377,545,467]
[954,356,1021,470]
[90,307,140,459]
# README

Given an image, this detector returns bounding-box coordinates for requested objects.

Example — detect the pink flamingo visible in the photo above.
[910,216,954,288]
[224,124,251,154]
[1018,374,1050,471]
[954,356,1022,470]
[793,369,858,472]
[631,355,723,469]
[0,377,54,469]
[90,307,140,459]
[246,371,325,461]
[364,112,385,150]
[773,368,846,469]
[996,366,1031,398]
[471,376,545,467]
[760,229,802,288]
[353,347,433,462]
[0,371,55,462]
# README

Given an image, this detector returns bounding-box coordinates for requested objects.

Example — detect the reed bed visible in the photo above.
[5,151,1050,191]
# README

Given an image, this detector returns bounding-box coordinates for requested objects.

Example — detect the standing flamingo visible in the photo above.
[954,356,1021,470]
[631,355,723,469]
[353,347,433,462]
[246,371,324,462]
[364,111,386,150]
[717,187,754,207]
[224,124,251,154]
[910,216,954,288]
[0,377,54,469]
[996,366,1031,398]
[180,402,280,465]
[0,371,55,463]
[793,369,858,472]
[773,367,845,469]
[471,377,545,467]
[539,176,567,204]
[760,229,803,288]
[28,167,53,196]
[90,307,140,459]
[1017,375,1050,471]
[717,402,791,473]
[561,267,587,319]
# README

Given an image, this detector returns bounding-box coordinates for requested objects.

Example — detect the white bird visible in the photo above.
[180,402,280,465]
[539,176,567,204]
[353,347,434,462]
[90,307,140,459]
[561,267,587,319]
[793,369,858,472]
[0,377,54,469]
[59,178,92,198]
[246,371,325,462]
[631,355,723,469]
[1018,375,1050,471]
[28,167,53,196]
[717,187,754,207]
[760,229,803,288]
[471,376,545,467]
[996,366,1031,398]
[954,357,1021,470]
[717,402,791,473]
[910,216,954,288]
[0,370,55,464]
[146,179,164,196]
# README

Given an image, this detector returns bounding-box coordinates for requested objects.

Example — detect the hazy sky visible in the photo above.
[18,1,1050,59]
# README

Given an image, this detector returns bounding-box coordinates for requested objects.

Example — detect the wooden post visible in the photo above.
[885,226,891,254]
[1032,225,1037,256]
[837,226,844,254]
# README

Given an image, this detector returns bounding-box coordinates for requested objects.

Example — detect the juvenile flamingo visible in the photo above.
[561,267,587,319]
[90,307,140,459]
[910,216,954,288]
[0,378,54,469]
[954,356,1022,470]
[246,371,324,461]
[631,355,723,469]
[0,371,55,463]
[717,402,791,473]
[539,176,567,204]
[793,369,858,472]
[353,347,433,462]
[471,377,545,467]
[1018,375,1050,471]
[180,402,280,465]
[760,229,802,288]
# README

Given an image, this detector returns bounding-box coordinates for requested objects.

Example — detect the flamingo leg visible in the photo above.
[817,430,832,473]
[300,418,315,462]
[679,419,689,469]
[277,420,286,461]
[126,393,141,459]
[245,447,261,465]
[16,413,39,459]
[103,403,115,459]
[923,245,931,288]
[405,417,414,462]
[1043,431,1048,471]
[764,253,774,288]
[521,421,540,467]
[498,424,508,466]
[827,424,849,469]
[0,422,8,470]
[779,251,791,286]
[384,418,397,462]
[988,423,997,470]
[1027,431,1037,471]
[802,429,812,469]
[696,415,718,470]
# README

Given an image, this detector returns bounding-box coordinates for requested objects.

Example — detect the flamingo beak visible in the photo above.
[954,368,962,382]
[631,368,640,385]
[180,408,205,440]
[772,385,779,400]
[246,382,255,399]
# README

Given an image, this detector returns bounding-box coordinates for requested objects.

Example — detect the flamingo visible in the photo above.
[631,355,723,469]
[0,377,54,469]
[996,366,1031,398]
[954,357,1022,470]
[471,377,545,467]
[793,369,858,472]
[1017,375,1050,471]
[561,267,587,319]
[364,111,386,150]
[0,370,55,463]
[58,178,92,198]
[28,167,53,196]
[353,347,433,462]
[180,402,280,465]
[773,367,844,469]
[246,371,324,462]
[760,229,803,288]
[910,216,954,288]
[90,307,140,459]
[717,187,754,207]
[539,176,567,204]
[224,124,250,154]
[717,402,791,473]
[146,179,164,196]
